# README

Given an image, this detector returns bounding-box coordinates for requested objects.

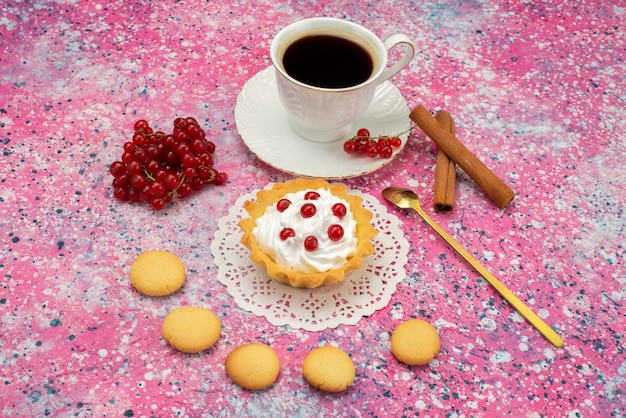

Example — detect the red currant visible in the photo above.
[276,199,291,212]
[190,176,206,191]
[332,203,347,218]
[132,132,147,147]
[357,138,369,153]
[131,146,147,163]
[163,173,179,190]
[176,180,193,198]
[123,142,135,153]
[181,152,199,168]
[174,130,188,143]
[145,144,160,160]
[378,145,393,159]
[121,152,134,165]
[343,140,358,154]
[149,181,165,198]
[190,138,207,153]
[164,149,179,165]
[127,187,141,202]
[356,128,370,138]
[187,124,201,139]
[112,173,130,188]
[304,191,320,200]
[134,119,150,132]
[113,187,129,201]
[150,197,167,210]
[174,117,188,130]
[109,161,126,178]
[304,236,318,251]
[300,203,316,218]
[214,172,228,185]
[196,166,214,181]
[365,142,379,157]
[176,142,191,157]
[126,160,142,175]
[154,168,168,182]
[130,174,146,189]
[145,159,161,174]
[279,228,295,241]
[184,167,197,179]
[327,224,344,241]
[198,152,213,167]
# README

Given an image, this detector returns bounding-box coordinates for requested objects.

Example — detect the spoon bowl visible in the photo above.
[382,186,564,348]
[381,186,421,210]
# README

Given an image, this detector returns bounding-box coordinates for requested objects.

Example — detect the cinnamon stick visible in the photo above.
[433,111,456,212]
[410,105,515,208]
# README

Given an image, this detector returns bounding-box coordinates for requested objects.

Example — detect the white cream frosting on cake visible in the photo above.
[252,188,357,274]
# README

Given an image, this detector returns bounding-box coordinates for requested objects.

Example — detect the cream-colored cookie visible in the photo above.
[302,346,355,392]
[391,318,440,366]
[130,249,185,296]
[161,307,221,354]
[225,343,281,390]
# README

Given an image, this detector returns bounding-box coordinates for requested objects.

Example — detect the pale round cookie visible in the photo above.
[161,307,221,354]
[225,343,281,390]
[302,346,355,392]
[391,318,440,366]
[130,249,186,296]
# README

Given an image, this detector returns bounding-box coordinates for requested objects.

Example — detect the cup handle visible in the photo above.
[378,34,415,83]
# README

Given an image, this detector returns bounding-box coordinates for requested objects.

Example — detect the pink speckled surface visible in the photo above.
[1,1,625,417]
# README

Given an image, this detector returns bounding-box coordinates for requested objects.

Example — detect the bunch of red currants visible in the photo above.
[342,128,403,159]
[109,117,228,210]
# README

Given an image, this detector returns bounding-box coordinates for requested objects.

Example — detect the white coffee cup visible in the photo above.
[270,17,415,143]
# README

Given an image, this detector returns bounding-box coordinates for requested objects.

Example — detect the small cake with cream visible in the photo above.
[238,178,377,288]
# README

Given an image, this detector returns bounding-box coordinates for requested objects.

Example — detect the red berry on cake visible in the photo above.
[328,224,344,241]
[300,203,317,218]
[304,236,318,251]
[276,198,291,212]
[279,228,296,241]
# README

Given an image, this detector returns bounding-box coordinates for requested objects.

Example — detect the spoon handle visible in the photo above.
[411,203,564,348]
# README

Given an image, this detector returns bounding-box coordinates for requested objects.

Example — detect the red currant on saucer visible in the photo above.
[342,127,410,159]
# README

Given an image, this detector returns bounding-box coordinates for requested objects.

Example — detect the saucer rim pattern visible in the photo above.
[234,66,411,179]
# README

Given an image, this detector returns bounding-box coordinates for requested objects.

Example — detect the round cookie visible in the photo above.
[130,249,185,296]
[391,318,440,366]
[302,346,355,392]
[225,343,281,390]
[162,307,221,354]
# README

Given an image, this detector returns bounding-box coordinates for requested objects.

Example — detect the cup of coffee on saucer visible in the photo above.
[270,17,415,143]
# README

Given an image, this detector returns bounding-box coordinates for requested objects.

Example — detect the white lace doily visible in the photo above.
[211,187,409,331]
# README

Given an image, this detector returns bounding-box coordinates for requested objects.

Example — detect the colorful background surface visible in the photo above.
[2,1,624,416]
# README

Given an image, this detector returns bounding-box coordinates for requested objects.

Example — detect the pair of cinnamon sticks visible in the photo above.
[410,105,515,211]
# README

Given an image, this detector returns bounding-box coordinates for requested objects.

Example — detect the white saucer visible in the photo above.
[234,66,411,179]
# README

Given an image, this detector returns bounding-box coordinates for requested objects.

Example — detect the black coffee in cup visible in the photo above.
[282,34,374,89]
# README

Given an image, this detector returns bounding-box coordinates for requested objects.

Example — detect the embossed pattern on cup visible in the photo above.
[275,74,376,142]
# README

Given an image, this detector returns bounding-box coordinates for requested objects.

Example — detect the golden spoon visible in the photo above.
[382,186,564,348]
